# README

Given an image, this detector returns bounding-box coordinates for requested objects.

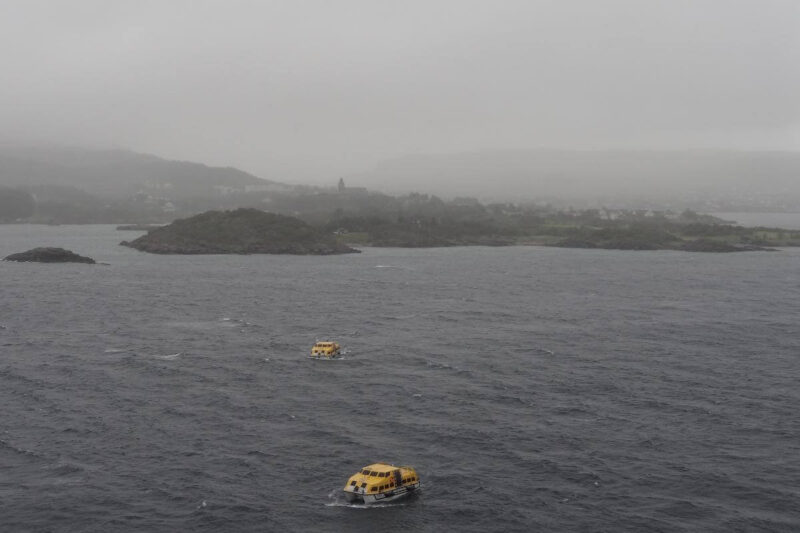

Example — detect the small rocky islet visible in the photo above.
[3,247,96,264]
[120,208,360,255]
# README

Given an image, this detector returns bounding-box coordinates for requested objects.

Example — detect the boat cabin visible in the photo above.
[343,462,420,503]
[310,341,341,357]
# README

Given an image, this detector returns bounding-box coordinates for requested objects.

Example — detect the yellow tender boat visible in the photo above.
[310,341,341,359]
[343,463,420,504]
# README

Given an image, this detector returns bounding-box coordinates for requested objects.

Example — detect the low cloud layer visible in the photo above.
[1,1,798,181]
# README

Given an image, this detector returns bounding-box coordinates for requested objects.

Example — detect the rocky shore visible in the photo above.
[3,247,96,263]
[121,208,360,255]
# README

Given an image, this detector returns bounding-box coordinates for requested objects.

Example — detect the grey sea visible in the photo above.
[1,225,799,532]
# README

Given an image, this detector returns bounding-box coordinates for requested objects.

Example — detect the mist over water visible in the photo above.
[712,212,800,230]
[2,226,798,531]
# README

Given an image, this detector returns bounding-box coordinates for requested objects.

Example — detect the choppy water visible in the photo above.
[1,225,799,532]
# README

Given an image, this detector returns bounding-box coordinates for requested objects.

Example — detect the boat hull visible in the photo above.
[309,353,339,360]
[343,482,420,504]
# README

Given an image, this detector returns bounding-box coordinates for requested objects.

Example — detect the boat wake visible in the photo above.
[220,317,259,329]
[324,490,413,509]
[386,314,418,320]
[374,265,414,271]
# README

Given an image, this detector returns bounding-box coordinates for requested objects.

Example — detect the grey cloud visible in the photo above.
[0,0,797,182]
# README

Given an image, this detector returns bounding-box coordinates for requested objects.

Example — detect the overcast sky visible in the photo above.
[1,0,798,181]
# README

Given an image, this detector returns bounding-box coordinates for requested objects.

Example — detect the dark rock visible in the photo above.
[121,208,360,255]
[4,247,96,263]
[680,239,776,252]
[602,239,660,251]
[550,239,598,249]
[551,238,660,250]
[116,224,162,231]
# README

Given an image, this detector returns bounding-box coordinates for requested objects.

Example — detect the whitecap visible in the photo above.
[324,502,403,509]
[324,489,414,509]
[154,352,182,360]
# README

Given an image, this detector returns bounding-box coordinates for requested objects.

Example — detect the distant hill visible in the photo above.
[0,144,286,199]
[353,150,800,211]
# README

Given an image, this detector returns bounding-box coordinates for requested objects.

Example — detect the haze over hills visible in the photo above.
[351,149,800,211]
[0,144,283,199]
[0,144,297,223]
[3,144,800,219]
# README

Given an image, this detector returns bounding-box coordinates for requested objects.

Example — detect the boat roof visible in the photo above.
[313,341,338,345]
[358,463,416,474]
[362,463,395,473]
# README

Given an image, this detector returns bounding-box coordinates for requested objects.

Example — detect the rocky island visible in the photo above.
[3,247,96,263]
[326,202,800,252]
[121,208,360,255]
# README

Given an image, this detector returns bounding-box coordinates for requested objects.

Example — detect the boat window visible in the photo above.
[371,487,377,492]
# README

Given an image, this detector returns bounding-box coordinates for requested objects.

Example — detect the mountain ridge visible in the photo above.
[0,144,283,198]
